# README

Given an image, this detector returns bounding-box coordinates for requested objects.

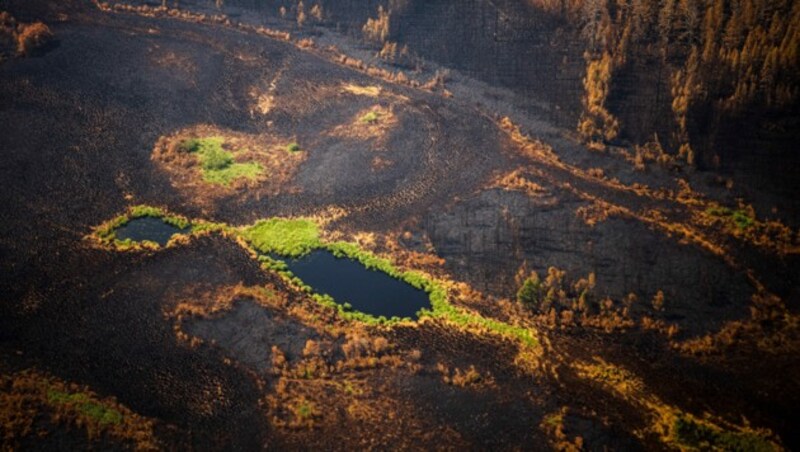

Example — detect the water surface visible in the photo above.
[280,250,431,319]
[115,217,189,246]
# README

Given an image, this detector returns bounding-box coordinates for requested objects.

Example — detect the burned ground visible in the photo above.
[0,0,798,450]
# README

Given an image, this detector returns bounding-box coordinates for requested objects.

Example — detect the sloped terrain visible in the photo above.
[0,0,798,449]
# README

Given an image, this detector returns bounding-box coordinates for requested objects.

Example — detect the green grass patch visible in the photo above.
[360,111,380,124]
[129,205,190,229]
[201,161,262,185]
[285,142,302,153]
[426,292,538,347]
[242,218,321,257]
[183,136,262,186]
[671,415,777,452]
[47,389,124,426]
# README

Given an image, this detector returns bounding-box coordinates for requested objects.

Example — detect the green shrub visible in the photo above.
[731,210,755,230]
[201,146,233,171]
[285,142,302,153]
[517,275,543,307]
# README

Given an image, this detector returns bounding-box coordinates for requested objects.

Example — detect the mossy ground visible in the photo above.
[182,137,263,186]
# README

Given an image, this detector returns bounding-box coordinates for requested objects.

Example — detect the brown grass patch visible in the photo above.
[371,155,394,171]
[491,169,548,197]
[150,47,197,80]
[328,105,398,143]
[341,84,381,97]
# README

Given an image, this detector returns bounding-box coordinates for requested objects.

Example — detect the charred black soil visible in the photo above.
[1,0,798,450]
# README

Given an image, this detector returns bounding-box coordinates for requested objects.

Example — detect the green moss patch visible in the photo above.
[47,389,124,426]
[242,218,321,257]
[182,136,263,186]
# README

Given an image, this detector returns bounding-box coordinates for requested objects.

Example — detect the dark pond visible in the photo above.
[279,250,431,319]
[115,217,189,246]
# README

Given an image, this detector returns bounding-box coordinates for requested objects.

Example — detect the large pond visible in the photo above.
[279,250,431,319]
[115,217,189,246]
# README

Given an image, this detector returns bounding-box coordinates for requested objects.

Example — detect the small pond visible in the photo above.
[278,250,431,319]
[115,217,189,246]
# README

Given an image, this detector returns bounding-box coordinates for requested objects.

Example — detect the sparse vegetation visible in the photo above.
[575,357,781,451]
[438,364,487,387]
[0,369,158,449]
[705,206,755,230]
[671,415,777,452]
[578,52,619,144]
[15,22,53,56]
[362,5,390,43]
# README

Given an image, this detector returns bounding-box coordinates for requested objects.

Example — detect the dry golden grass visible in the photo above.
[15,22,52,56]
[370,155,394,171]
[675,288,800,356]
[263,330,424,434]
[491,169,548,197]
[539,407,585,452]
[573,356,781,449]
[328,105,398,144]
[167,284,284,347]
[575,200,625,227]
[247,83,276,116]
[499,115,799,260]
[341,83,381,97]
[436,364,493,388]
